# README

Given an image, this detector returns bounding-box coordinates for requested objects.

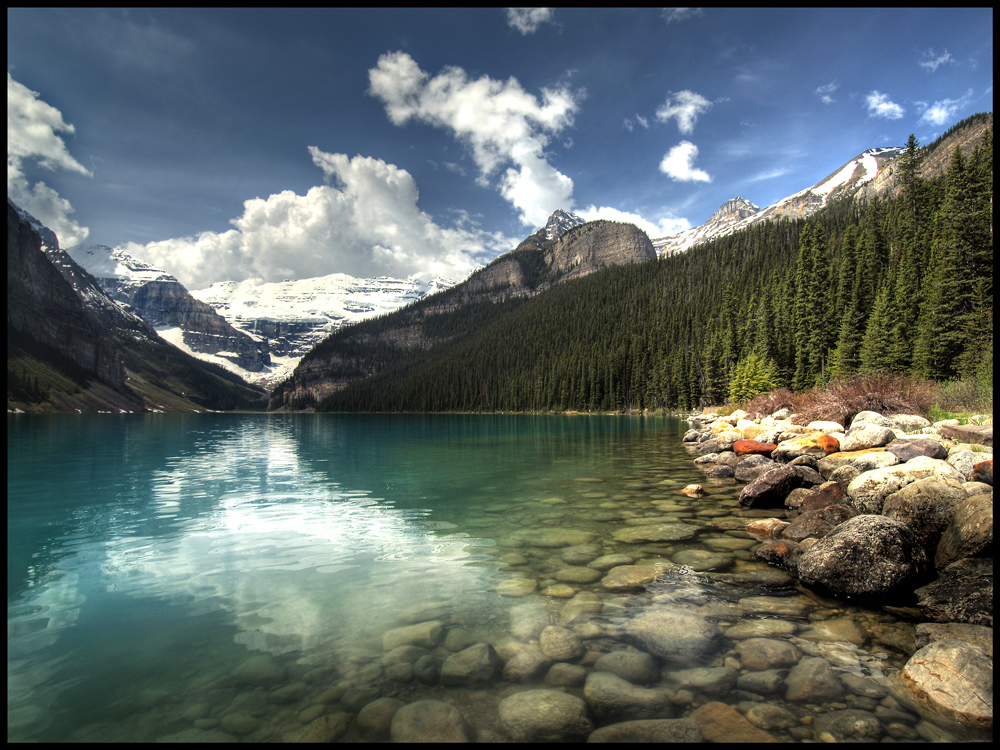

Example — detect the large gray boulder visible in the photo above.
[583,671,674,723]
[798,515,928,596]
[846,457,964,514]
[390,700,472,742]
[881,475,966,557]
[623,607,724,665]
[935,493,993,569]
[915,558,993,627]
[739,465,816,509]
[498,689,593,742]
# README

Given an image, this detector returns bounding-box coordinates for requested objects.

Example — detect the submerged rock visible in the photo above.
[624,607,724,665]
[586,718,704,743]
[583,671,674,723]
[498,689,593,742]
[390,700,472,743]
[901,639,994,731]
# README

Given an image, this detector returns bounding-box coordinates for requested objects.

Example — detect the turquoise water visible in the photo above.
[7,414,943,742]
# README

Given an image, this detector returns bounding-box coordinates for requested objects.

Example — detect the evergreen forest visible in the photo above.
[297,118,992,414]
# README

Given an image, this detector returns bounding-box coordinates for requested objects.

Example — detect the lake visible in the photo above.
[8,413,940,741]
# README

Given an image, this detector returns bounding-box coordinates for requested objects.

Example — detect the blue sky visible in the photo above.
[8,8,993,289]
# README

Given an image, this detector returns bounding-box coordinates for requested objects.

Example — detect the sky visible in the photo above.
[8,8,994,291]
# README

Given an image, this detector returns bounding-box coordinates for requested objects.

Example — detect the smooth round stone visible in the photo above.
[601,564,665,592]
[541,584,577,598]
[612,523,699,544]
[539,625,585,661]
[390,700,472,743]
[739,596,810,619]
[231,654,286,686]
[724,619,798,639]
[560,544,603,564]
[510,528,596,548]
[733,638,802,671]
[589,553,635,570]
[499,552,528,565]
[498,689,593,742]
[745,703,799,730]
[270,681,309,704]
[220,712,260,737]
[798,617,868,646]
[555,566,603,584]
[298,705,327,724]
[510,603,551,641]
[357,698,405,739]
[593,650,660,685]
[559,591,603,627]
[497,578,537,597]
[702,536,757,552]
[671,549,733,571]
[545,662,588,687]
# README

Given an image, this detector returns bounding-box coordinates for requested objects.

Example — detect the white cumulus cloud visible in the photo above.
[655,90,712,134]
[918,90,973,126]
[367,51,578,227]
[506,8,554,35]
[123,148,514,291]
[660,141,711,183]
[7,72,92,247]
[865,90,905,120]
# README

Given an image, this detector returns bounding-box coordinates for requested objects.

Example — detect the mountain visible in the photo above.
[269,213,652,408]
[654,148,905,255]
[64,243,271,376]
[190,273,456,387]
[8,200,266,413]
[654,114,993,257]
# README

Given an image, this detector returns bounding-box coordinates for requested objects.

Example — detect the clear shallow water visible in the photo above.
[6,414,951,742]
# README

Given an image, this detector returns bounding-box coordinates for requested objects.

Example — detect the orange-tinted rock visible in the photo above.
[734,440,777,456]
[690,701,779,743]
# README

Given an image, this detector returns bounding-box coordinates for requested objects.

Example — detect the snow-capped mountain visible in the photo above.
[542,209,587,241]
[64,243,271,376]
[653,147,904,255]
[191,274,456,386]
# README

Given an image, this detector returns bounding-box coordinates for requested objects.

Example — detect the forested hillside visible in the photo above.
[292,115,992,414]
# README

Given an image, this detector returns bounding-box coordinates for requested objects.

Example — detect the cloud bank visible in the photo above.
[7,73,91,247]
[367,50,578,227]
[123,148,513,291]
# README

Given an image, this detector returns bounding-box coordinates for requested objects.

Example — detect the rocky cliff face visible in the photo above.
[8,199,132,395]
[65,244,271,374]
[546,220,655,282]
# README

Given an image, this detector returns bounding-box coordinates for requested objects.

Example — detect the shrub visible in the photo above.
[745,387,796,418]
[937,377,993,416]
[794,372,940,426]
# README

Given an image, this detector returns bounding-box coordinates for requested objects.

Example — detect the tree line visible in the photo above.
[304,118,991,414]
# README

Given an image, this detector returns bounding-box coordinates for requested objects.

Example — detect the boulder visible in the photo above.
[888,413,932,433]
[732,637,802,671]
[972,459,993,485]
[807,420,845,433]
[357,698,405,740]
[881,475,966,556]
[502,648,552,683]
[745,518,789,538]
[586,718,704,743]
[440,643,502,686]
[231,654,286,687]
[784,656,845,703]
[811,709,883,742]
[841,423,896,452]
[612,523,699,544]
[539,625,585,661]
[850,411,896,429]
[752,539,801,570]
[915,622,994,657]
[689,701,779,743]
[390,700,472,743]
[593,650,660,685]
[772,433,841,462]
[797,480,847,511]
[497,689,593,742]
[624,607,724,665]
[733,440,777,456]
[846,457,964,514]
[734,454,779,483]
[583,671,674,723]
[509,603,550,641]
[739,465,816,509]
[665,666,737,696]
[383,620,444,651]
[797,515,928,597]
[781,504,857,542]
[948,450,993,481]
[888,437,948,462]
[901,639,993,731]
[935,493,993,568]
[915,558,993,626]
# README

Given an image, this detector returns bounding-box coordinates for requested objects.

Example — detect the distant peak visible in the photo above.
[541,209,586,241]
[710,197,760,224]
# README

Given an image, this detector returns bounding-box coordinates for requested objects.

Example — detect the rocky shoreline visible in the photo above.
[682,406,993,735]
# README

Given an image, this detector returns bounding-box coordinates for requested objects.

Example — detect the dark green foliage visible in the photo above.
[296,120,991,413]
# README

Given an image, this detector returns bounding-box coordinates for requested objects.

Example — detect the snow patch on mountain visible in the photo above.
[65,243,177,287]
